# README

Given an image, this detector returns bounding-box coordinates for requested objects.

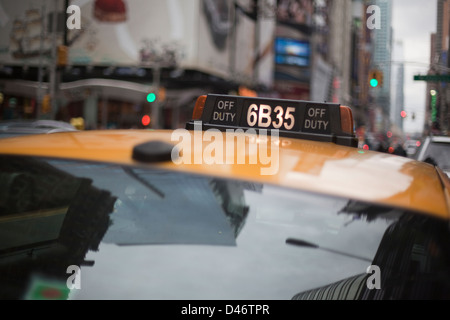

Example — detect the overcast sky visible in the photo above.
[391,0,437,134]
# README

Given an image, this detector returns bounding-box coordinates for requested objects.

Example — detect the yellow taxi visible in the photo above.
[0,94,449,301]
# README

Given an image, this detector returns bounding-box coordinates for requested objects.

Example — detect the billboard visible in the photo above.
[198,0,275,87]
[276,0,314,34]
[0,0,274,87]
[274,37,310,67]
[0,0,66,65]
[67,0,197,68]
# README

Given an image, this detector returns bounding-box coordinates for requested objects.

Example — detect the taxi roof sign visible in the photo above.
[186,94,358,147]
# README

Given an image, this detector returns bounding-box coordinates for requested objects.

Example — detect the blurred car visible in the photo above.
[404,139,421,158]
[415,135,450,177]
[0,119,77,138]
[0,94,449,301]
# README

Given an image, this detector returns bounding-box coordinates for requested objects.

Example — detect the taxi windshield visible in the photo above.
[1,155,450,300]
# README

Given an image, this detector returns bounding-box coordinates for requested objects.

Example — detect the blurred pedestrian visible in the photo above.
[376,141,387,153]
[393,144,407,157]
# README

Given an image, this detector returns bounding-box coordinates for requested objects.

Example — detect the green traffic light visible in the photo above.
[370,79,378,87]
[147,93,156,103]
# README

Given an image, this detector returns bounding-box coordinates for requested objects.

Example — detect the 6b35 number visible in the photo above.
[246,104,296,130]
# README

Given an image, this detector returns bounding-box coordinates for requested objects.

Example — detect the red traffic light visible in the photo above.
[141,115,151,126]
[400,110,407,118]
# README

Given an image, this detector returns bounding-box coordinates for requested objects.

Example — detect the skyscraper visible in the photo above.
[431,0,450,134]
[370,0,392,131]
[390,39,404,131]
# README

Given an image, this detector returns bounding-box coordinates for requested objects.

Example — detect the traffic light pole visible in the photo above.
[37,2,46,119]
[49,0,59,119]
[151,66,161,129]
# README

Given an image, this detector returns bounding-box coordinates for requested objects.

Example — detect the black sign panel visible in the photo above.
[302,104,331,134]
[186,94,358,147]
[209,97,238,126]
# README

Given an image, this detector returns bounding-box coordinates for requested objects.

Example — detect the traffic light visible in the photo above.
[400,110,407,118]
[146,92,156,103]
[158,87,166,102]
[141,115,151,126]
[57,45,68,67]
[146,87,166,103]
[369,69,383,88]
[42,94,51,113]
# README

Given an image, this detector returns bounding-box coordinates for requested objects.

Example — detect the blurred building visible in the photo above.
[272,0,314,101]
[425,0,450,135]
[369,0,392,134]
[0,0,276,129]
[350,1,370,128]
[426,33,439,135]
[274,0,354,105]
[327,0,353,106]
[390,39,404,132]
[0,0,394,136]
[348,0,381,148]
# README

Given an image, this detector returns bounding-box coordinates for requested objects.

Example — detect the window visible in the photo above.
[1,156,450,299]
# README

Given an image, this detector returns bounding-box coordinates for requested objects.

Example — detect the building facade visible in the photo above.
[426,0,450,135]
[0,0,394,138]
[0,0,276,129]
[370,0,392,134]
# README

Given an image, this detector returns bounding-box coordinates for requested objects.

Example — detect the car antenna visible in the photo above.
[285,238,372,262]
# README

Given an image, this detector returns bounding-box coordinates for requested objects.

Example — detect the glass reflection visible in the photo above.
[0,155,449,299]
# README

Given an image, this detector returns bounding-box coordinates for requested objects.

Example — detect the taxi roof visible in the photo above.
[0,129,448,219]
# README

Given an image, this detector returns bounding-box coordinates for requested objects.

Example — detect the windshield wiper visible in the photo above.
[286,238,372,262]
